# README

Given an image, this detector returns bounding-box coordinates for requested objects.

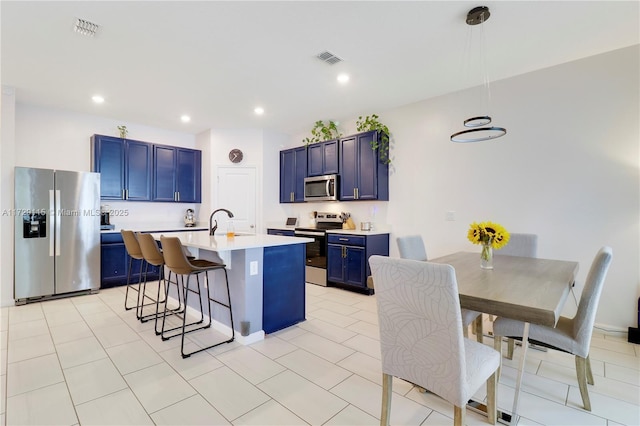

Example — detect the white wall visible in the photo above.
[1,87,17,307]
[3,46,637,330]
[0,104,199,306]
[13,104,199,228]
[287,46,639,331]
[200,128,293,233]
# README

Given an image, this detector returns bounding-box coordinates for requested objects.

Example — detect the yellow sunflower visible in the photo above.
[467,221,510,249]
[467,222,482,244]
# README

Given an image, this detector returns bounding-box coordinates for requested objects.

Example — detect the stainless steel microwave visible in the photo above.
[304,174,338,202]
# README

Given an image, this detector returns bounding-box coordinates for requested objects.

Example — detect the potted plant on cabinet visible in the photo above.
[356,114,391,164]
[302,120,342,145]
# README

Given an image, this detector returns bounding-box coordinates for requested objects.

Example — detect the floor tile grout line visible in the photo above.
[73,290,196,424]
[42,300,84,425]
[58,295,160,424]
[5,286,640,426]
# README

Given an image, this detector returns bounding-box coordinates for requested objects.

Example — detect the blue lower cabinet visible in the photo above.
[263,244,305,333]
[267,228,295,237]
[326,233,389,295]
[100,233,159,288]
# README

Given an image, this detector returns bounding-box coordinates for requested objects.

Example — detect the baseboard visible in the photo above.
[593,322,630,335]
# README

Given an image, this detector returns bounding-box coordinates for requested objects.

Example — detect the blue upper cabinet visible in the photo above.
[280,146,307,203]
[153,145,177,202]
[91,135,152,201]
[176,148,201,203]
[92,134,200,203]
[307,139,339,177]
[339,131,389,201]
[153,145,201,203]
[126,140,154,200]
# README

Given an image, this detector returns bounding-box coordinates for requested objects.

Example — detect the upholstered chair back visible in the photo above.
[370,255,469,406]
[396,235,428,261]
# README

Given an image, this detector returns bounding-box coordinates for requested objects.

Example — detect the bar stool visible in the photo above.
[121,230,157,322]
[136,232,184,335]
[159,235,235,358]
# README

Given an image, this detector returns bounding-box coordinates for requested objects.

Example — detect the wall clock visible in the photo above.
[229,148,243,163]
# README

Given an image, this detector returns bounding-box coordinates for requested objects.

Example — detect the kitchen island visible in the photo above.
[149,230,312,343]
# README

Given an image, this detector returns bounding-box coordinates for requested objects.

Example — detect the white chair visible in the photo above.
[493,246,612,411]
[397,235,484,342]
[498,233,538,258]
[495,233,538,357]
[369,255,500,426]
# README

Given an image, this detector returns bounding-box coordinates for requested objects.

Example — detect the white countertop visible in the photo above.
[326,228,390,236]
[101,222,208,234]
[149,230,313,251]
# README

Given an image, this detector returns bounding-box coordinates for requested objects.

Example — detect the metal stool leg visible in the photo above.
[155,268,186,335]
[124,256,139,311]
[181,267,234,358]
[160,273,206,341]
[136,259,163,322]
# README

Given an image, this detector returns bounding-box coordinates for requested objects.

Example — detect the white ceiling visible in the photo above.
[2,1,638,136]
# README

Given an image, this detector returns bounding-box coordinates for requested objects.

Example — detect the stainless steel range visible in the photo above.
[294,212,343,286]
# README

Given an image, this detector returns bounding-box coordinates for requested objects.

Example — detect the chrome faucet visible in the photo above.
[209,208,234,235]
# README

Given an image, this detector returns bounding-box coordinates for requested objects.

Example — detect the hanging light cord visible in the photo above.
[450,6,507,143]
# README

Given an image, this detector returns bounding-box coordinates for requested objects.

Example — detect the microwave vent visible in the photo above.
[316,50,343,65]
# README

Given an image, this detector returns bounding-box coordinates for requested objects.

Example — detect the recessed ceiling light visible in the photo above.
[254,107,265,115]
[92,95,104,104]
[337,73,350,84]
[180,115,191,123]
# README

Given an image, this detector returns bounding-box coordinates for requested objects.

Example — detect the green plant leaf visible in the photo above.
[356,114,392,164]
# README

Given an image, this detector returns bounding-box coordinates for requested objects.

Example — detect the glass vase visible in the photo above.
[480,242,493,270]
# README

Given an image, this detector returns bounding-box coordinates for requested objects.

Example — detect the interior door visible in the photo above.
[216,167,257,234]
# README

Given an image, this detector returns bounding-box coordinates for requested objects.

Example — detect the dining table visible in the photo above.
[429,251,579,425]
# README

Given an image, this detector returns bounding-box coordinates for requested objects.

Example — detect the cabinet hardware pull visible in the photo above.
[122,189,126,200]
[49,190,54,257]
[55,190,61,256]
[339,238,349,241]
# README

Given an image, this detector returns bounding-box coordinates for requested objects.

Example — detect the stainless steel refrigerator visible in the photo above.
[14,167,100,302]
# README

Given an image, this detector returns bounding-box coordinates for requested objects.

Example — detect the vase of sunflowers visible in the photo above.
[468,221,510,269]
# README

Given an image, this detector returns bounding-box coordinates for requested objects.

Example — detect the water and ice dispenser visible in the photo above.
[23,212,46,238]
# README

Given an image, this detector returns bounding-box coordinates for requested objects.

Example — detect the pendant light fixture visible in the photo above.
[450,6,506,143]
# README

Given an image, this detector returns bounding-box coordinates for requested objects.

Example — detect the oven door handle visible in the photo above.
[295,231,325,237]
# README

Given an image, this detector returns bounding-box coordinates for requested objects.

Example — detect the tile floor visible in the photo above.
[1,282,639,425]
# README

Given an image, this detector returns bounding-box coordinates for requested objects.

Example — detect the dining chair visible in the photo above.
[369,255,500,426]
[493,246,612,411]
[498,233,538,258]
[495,233,538,357]
[396,235,483,342]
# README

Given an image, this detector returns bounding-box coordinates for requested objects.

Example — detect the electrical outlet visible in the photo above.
[250,261,258,276]
[446,211,456,221]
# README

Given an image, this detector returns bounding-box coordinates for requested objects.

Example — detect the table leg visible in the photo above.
[510,322,530,425]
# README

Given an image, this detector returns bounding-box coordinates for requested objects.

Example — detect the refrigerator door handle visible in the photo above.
[55,189,61,256]
[49,190,55,257]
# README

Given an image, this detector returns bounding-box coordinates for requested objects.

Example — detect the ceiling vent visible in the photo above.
[316,50,343,65]
[74,18,99,37]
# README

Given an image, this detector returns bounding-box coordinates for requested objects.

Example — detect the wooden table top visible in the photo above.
[430,252,579,327]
